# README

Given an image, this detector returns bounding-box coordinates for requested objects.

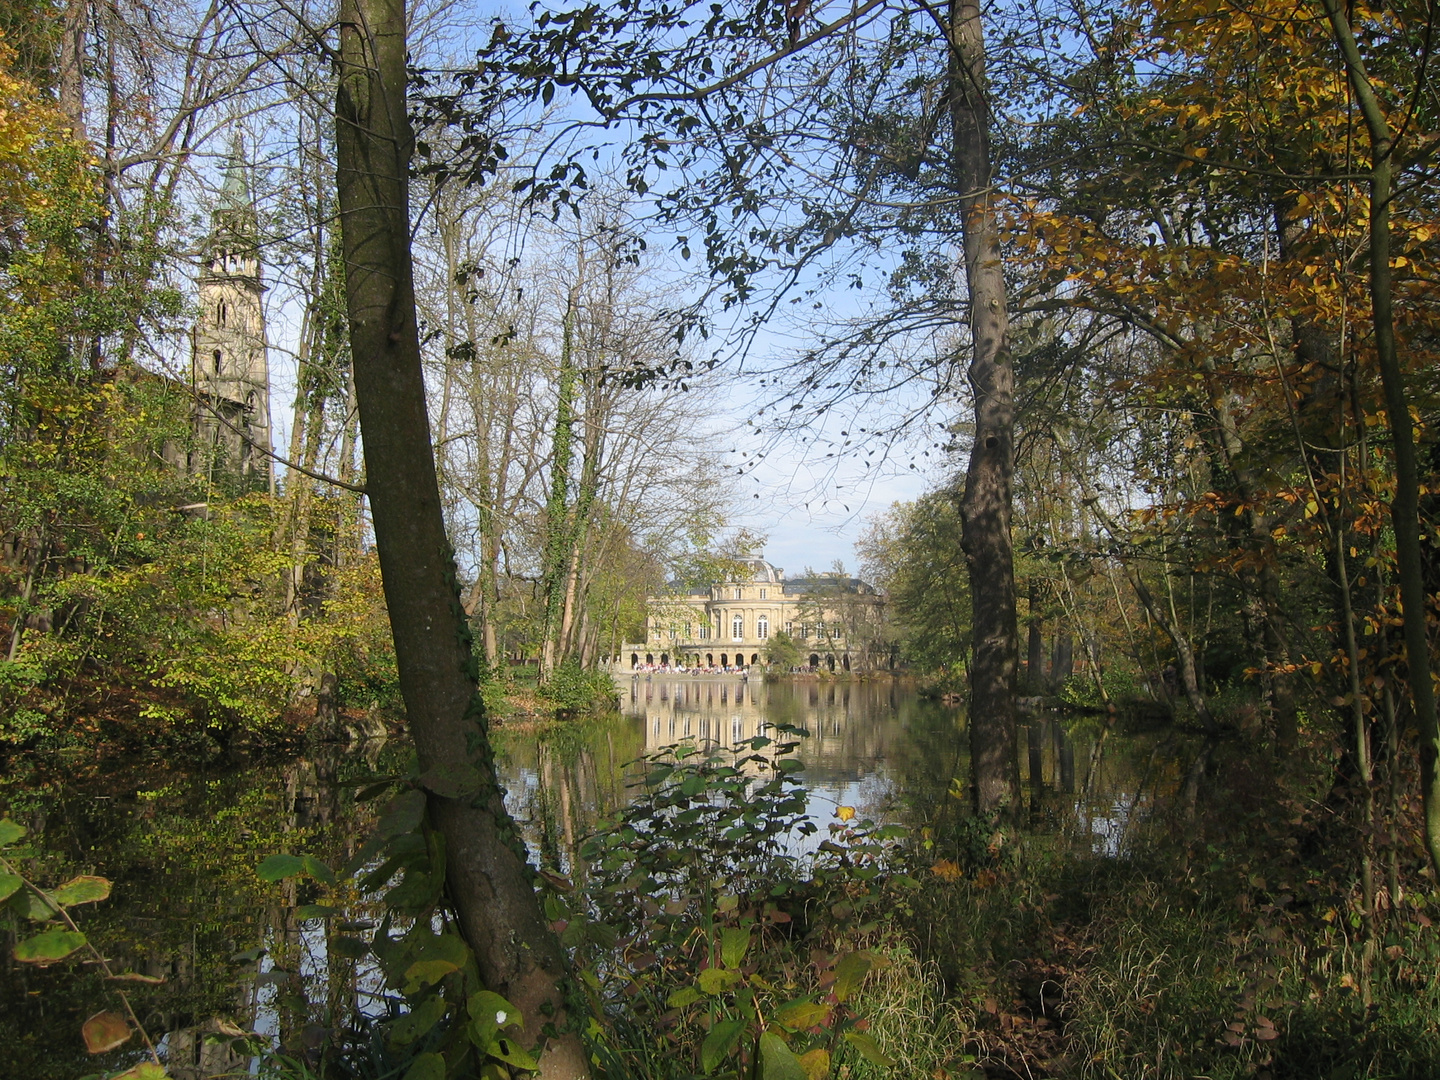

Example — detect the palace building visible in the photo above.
[626,556,887,672]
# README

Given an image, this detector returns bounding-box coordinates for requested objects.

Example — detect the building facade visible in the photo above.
[626,556,887,672]
[191,151,272,489]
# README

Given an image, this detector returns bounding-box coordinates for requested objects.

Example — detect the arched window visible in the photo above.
[731,614,743,640]
[757,616,769,640]
[217,301,227,327]
[212,349,223,375]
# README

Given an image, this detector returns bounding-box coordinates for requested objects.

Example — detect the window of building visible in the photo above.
[800,624,809,640]
[684,622,692,638]
[733,587,743,600]
[213,349,223,375]
[757,616,769,640]
[759,588,767,599]
[817,622,826,639]
[669,629,677,640]
[785,621,793,636]
[731,614,743,640]
[699,623,710,640]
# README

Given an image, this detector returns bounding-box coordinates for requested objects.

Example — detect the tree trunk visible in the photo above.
[540,312,578,681]
[333,0,590,1073]
[1050,631,1073,691]
[950,0,1020,817]
[1320,0,1440,877]
[59,0,88,142]
[1026,580,1045,693]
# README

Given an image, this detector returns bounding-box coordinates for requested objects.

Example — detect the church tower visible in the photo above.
[192,147,272,489]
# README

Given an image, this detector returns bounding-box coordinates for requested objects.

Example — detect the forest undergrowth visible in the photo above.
[879,727,1440,1080]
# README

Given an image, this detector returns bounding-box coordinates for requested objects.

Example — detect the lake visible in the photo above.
[0,676,1192,1078]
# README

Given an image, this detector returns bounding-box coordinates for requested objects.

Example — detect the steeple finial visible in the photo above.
[220,133,249,206]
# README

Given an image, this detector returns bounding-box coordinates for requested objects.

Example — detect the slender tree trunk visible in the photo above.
[1026,580,1045,693]
[540,312,578,680]
[1320,0,1440,877]
[950,0,1020,816]
[59,0,88,142]
[333,1,590,1073]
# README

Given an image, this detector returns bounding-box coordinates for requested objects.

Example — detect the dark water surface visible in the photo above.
[0,677,1189,1078]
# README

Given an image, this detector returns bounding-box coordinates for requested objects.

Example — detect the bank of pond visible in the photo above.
[2,677,1437,1079]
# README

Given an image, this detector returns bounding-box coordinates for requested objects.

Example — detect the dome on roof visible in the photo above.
[731,556,783,584]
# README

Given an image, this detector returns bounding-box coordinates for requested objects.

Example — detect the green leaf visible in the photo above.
[15,928,86,963]
[468,990,521,1028]
[833,951,874,1003]
[843,1030,896,1067]
[390,995,447,1045]
[402,1052,445,1080]
[301,856,336,887]
[256,854,305,882]
[332,936,369,960]
[773,998,830,1031]
[402,958,459,994]
[666,985,702,1008]
[10,887,56,921]
[53,876,111,907]
[759,1031,807,1080]
[379,790,427,838]
[698,966,741,995]
[0,872,22,902]
[112,1064,168,1080]
[701,1017,747,1073]
[0,819,25,846]
[721,926,751,969]
[489,1035,538,1070]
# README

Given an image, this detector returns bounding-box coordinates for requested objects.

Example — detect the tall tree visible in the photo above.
[332,0,591,1072]
[949,0,1021,814]
[1318,0,1440,876]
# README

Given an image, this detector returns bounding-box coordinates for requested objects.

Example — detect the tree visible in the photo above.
[1318,0,1440,876]
[859,494,972,676]
[332,0,590,1073]
[764,630,801,671]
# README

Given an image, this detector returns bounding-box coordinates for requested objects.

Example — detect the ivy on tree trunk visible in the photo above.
[333,0,591,1072]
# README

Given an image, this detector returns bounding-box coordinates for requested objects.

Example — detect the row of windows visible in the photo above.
[657,616,840,642]
[719,587,769,600]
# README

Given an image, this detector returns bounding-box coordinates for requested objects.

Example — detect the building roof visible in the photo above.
[663,558,878,597]
[782,575,874,596]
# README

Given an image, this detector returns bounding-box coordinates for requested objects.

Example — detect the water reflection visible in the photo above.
[499,678,1202,867]
[0,742,398,1080]
[1,682,1202,1077]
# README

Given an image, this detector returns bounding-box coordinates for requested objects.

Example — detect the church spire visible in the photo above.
[192,134,272,490]
[219,134,251,209]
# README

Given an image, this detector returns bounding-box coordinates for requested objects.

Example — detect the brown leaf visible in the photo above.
[82,1011,131,1054]
[107,972,166,985]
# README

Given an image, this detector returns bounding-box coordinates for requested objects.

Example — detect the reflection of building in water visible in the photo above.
[622,555,887,672]
[624,677,898,778]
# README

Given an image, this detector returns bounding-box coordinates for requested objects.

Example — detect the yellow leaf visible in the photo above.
[798,1047,830,1079]
[931,860,963,881]
[835,806,855,822]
